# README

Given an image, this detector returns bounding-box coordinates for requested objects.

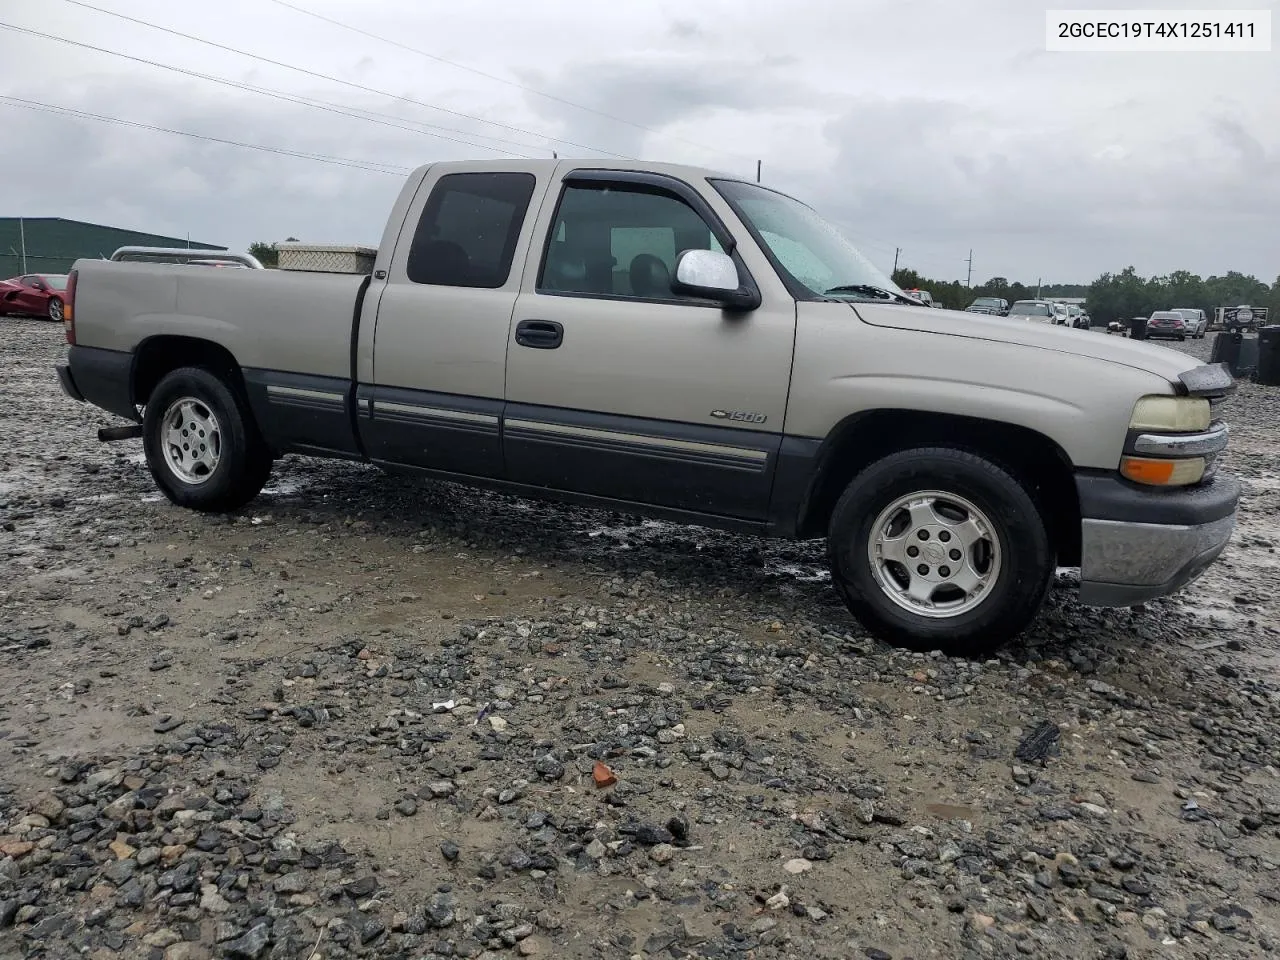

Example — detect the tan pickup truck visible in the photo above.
[55,159,1239,654]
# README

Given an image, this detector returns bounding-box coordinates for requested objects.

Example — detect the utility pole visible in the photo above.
[18,217,27,273]
[892,247,900,272]
[1036,277,1042,298]
[965,249,973,288]
[756,160,761,183]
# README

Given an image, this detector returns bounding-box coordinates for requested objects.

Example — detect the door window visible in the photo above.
[406,172,537,288]
[539,183,727,302]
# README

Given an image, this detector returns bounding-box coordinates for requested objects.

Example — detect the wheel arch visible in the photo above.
[791,408,1081,565]
[131,336,247,409]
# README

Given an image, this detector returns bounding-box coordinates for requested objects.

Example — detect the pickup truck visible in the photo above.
[54,158,1240,655]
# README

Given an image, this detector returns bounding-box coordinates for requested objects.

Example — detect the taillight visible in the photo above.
[64,269,77,345]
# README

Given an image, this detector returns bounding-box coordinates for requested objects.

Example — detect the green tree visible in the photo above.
[248,237,298,269]
[1086,266,1157,324]
[249,241,278,268]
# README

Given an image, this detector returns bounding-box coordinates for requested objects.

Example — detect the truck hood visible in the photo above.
[852,303,1199,382]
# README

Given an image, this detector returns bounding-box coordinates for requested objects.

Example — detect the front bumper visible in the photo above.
[1075,472,1240,607]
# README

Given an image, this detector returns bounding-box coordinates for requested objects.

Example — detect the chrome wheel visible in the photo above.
[867,490,1002,619]
[159,397,222,485]
[48,298,63,322]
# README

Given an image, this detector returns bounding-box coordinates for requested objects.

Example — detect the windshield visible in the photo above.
[973,298,1001,306]
[711,179,903,300]
[1010,302,1049,316]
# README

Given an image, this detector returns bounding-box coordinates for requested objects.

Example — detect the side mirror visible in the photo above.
[672,249,759,311]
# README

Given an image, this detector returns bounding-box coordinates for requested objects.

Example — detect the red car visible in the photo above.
[1,273,70,321]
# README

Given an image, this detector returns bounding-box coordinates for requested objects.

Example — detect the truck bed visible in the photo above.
[71,260,368,381]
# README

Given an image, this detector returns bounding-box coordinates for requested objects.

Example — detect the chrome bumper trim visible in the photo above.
[1132,421,1229,457]
[1078,514,1236,607]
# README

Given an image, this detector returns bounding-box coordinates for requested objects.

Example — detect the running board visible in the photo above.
[98,425,143,442]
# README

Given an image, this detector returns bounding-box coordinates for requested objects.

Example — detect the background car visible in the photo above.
[1067,305,1091,329]
[966,296,1009,315]
[902,288,937,308]
[1169,308,1208,338]
[1007,299,1056,324]
[0,274,70,321]
[1147,310,1191,340]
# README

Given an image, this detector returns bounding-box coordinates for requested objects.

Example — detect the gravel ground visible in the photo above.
[2,316,1279,960]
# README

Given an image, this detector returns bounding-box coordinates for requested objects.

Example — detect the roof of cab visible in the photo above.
[408,157,748,184]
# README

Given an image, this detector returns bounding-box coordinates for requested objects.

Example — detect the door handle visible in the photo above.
[515,319,563,349]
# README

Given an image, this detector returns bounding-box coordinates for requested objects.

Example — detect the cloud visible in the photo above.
[0,0,1274,284]
[516,53,811,164]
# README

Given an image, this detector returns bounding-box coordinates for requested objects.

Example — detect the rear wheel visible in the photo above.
[142,366,272,511]
[827,447,1055,656]
[47,297,63,322]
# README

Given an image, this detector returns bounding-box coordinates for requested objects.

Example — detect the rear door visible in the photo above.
[502,167,797,522]
[359,164,553,477]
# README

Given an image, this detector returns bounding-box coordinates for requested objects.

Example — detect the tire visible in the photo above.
[142,366,272,512]
[47,297,64,323]
[826,447,1054,656]
[1177,335,1186,341]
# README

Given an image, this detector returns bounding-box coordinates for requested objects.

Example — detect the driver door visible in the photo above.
[502,168,797,522]
[15,277,44,313]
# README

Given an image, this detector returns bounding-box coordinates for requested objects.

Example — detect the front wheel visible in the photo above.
[827,448,1055,656]
[142,366,272,512]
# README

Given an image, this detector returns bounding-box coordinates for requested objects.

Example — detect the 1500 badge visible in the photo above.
[710,410,768,424]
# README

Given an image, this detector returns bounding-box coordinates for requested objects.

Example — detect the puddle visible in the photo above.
[925,803,977,821]
[1174,602,1252,631]
[261,480,307,497]
[766,563,830,583]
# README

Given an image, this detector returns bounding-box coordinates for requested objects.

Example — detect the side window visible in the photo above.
[539,183,727,302]
[406,172,537,288]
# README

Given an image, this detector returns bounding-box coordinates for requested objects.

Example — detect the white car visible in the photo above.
[1066,305,1090,329]
[1007,300,1057,324]
[1170,308,1208,338]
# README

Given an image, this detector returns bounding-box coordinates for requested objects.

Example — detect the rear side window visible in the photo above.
[406,172,537,288]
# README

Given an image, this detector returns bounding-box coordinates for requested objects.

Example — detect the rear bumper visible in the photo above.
[55,362,84,402]
[64,345,139,422]
[1075,472,1240,606]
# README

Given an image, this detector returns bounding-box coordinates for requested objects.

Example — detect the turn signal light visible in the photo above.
[1120,455,1205,486]
[63,268,78,345]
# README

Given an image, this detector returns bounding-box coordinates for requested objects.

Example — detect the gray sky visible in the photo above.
[1,0,1276,284]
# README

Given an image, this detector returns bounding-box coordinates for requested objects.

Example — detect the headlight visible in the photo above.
[1129,395,1211,432]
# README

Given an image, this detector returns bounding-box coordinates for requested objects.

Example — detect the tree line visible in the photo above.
[890,265,1280,323]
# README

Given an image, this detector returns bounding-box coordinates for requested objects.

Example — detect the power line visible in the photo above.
[0,22,545,159]
[0,95,410,175]
[263,0,757,167]
[61,0,631,160]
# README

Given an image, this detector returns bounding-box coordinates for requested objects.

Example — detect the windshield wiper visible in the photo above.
[823,284,919,306]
